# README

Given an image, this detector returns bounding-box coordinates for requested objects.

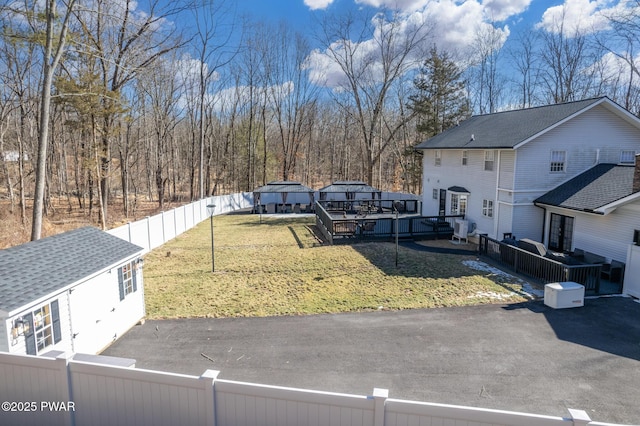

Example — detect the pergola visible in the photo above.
[253,181,315,214]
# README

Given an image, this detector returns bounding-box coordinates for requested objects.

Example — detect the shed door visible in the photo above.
[69,280,113,354]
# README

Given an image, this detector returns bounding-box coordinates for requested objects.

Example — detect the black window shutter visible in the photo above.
[51,300,61,344]
[23,313,36,355]
[132,263,138,293]
[118,266,125,301]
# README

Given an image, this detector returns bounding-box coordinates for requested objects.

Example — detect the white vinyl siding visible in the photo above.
[515,105,640,194]
[550,203,640,262]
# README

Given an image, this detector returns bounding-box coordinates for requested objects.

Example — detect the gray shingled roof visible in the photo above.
[534,164,637,212]
[319,181,381,193]
[415,97,605,150]
[253,181,314,193]
[0,227,143,314]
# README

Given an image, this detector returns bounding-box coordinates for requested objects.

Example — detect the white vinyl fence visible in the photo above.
[0,352,626,426]
[107,193,253,252]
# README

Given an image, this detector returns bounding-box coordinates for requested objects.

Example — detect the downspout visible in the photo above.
[493,150,501,239]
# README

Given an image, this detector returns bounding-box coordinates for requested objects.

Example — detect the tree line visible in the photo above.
[1,1,640,239]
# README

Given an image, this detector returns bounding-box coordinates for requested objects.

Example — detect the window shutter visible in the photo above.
[118,267,125,301]
[132,265,138,293]
[51,300,62,344]
[23,313,36,355]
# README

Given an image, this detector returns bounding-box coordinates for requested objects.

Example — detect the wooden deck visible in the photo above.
[315,200,462,244]
[478,235,623,295]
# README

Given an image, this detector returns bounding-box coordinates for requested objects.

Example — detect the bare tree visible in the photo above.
[190,0,238,199]
[264,22,319,181]
[468,25,506,114]
[507,29,541,108]
[316,9,432,185]
[28,0,78,240]
[538,15,596,103]
[72,0,189,223]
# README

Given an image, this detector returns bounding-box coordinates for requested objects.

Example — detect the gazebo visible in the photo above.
[253,181,315,214]
[318,181,382,202]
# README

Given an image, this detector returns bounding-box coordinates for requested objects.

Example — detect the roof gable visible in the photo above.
[534,164,637,213]
[0,227,143,314]
[415,97,612,150]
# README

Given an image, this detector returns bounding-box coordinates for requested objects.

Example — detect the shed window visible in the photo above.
[118,261,138,301]
[23,300,61,355]
[550,150,566,172]
[484,150,494,171]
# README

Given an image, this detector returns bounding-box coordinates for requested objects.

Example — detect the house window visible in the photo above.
[23,300,61,355]
[620,150,636,164]
[432,189,438,200]
[484,150,494,171]
[450,193,467,215]
[118,261,138,301]
[434,150,441,166]
[461,150,468,166]
[550,150,566,172]
[482,199,494,217]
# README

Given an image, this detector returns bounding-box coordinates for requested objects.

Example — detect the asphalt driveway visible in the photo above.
[103,296,640,425]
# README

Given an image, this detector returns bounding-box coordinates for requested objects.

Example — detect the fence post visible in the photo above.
[568,408,591,426]
[372,388,388,426]
[55,352,74,426]
[161,211,166,245]
[146,216,152,252]
[201,369,220,426]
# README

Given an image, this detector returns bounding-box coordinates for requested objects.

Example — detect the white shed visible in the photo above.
[0,227,145,356]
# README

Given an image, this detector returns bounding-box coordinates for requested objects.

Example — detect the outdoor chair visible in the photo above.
[360,220,376,235]
[601,260,625,283]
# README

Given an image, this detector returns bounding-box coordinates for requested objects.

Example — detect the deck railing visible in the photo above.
[479,235,602,293]
[315,201,462,244]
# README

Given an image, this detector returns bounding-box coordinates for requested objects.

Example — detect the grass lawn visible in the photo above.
[143,214,532,318]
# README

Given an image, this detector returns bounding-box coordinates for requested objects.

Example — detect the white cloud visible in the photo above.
[536,0,613,34]
[304,0,335,10]
[482,0,531,21]
[306,0,519,89]
[355,0,429,12]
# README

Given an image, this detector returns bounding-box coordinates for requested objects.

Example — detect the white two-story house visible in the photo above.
[415,97,640,272]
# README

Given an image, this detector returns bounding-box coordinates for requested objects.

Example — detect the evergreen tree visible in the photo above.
[410,46,469,137]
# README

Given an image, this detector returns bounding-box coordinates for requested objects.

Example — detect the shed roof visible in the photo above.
[0,227,143,314]
[415,97,611,150]
[534,164,638,213]
[253,181,314,193]
[319,181,381,193]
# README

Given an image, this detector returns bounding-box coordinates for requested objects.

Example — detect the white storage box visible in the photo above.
[544,281,585,309]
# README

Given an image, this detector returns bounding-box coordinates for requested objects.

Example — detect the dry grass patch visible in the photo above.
[143,214,531,318]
